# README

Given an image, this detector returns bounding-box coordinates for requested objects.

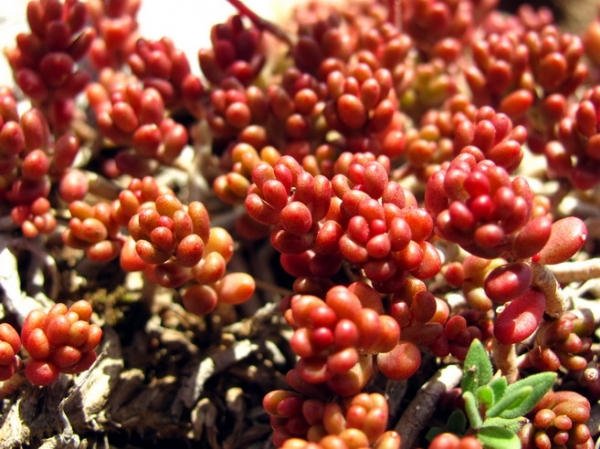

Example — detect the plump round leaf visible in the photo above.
[484,262,532,303]
[494,288,545,344]
[511,216,552,260]
[535,217,587,264]
[376,341,421,380]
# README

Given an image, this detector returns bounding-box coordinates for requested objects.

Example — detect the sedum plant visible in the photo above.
[0,0,598,448]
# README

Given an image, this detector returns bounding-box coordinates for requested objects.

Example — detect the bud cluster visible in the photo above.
[87,73,188,176]
[265,68,329,155]
[207,81,269,141]
[87,0,141,70]
[5,0,95,132]
[524,26,587,98]
[245,155,332,254]
[292,14,354,76]
[399,58,459,122]
[124,190,255,314]
[518,390,593,449]
[201,10,413,176]
[390,279,447,353]
[111,175,174,227]
[62,199,123,263]
[522,311,594,373]
[127,37,204,116]
[425,153,551,260]
[387,277,493,360]
[21,300,103,386]
[62,175,255,316]
[480,4,553,36]
[284,283,404,393]
[300,143,347,179]
[127,194,211,282]
[264,390,400,449]
[199,14,265,86]
[11,197,56,239]
[61,175,171,265]
[407,98,527,179]
[465,30,531,114]
[402,0,475,58]
[549,86,600,189]
[0,88,81,235]
[213,142,281,205]
[356,13,412,73]
[452,106,527,173]
[404,94,474,179]
[330,155,441,291]
[323,64,396,137]
[442,310,493,360]
[0,323,22,382]
[245,153,444,291]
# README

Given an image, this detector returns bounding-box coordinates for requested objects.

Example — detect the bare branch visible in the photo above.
[394,364,463,448]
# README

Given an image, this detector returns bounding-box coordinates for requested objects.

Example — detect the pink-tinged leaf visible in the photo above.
[512,216,552,260]
[535,217,587,265]
[494,288,545,344]
[376,341,421,380]
[484,262,533,303]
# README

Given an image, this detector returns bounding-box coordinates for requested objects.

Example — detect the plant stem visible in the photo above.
[531,262,567,318]
[547,258,600,284]
[224,0,294,46]
[585,217,600,239]
[86,170,121,200]
[388,0,402,31]
[394,364,462,448]
[491,340,518,384]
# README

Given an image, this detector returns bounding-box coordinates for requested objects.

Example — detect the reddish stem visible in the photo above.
[388,0,402,32]
[224,0,294,47]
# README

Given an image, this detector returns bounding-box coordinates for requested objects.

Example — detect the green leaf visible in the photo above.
[463,390,483,429]
[461,339,493,394]
[486,372,556,419]
[481,416,527,433]
[476,385,495,408]
[488,376,507,402]
[446,409,467,435]
[476,426,521,449]
[425,427,443,442]
[485,385,532,419]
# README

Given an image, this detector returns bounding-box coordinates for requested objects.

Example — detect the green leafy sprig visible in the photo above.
[429,339,556,449]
